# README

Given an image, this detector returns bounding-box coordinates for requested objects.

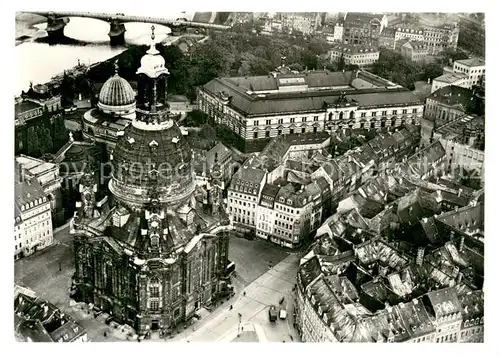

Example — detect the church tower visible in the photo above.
[208,152,224,216]
[109,25,195,210]
[77,156,97,220]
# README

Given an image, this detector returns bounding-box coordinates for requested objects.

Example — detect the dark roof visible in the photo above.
[298,255,322,289]
[427,85,475,108]
[344,12,383,24]
[15,177,47,218]
[407,141,446,175]
[202,76,421,117]
[15,100,42,115]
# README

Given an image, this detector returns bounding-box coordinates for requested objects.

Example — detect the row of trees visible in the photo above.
[370,47,470,90]
[85,27,333,103]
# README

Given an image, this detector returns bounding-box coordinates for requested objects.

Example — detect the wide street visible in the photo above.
[14,223,301,342]
[172,253,301,343]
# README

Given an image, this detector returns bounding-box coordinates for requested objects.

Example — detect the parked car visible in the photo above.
[268,305,278,322]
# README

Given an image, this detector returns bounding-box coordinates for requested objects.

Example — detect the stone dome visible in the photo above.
[109,121,195,208]
[98,73,136,117]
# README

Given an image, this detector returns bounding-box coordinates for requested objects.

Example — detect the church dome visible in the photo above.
[98,65,136,117]
[109,121,195,209]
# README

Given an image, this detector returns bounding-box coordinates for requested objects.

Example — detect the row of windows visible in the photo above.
[229,192,257,201]
[274,116,320,125]
[435,332,457,343]
[274,228,292,238]
[21,197,47,211]
[461,327,482,338]
[229,198,256,208]
[233,215,254,225]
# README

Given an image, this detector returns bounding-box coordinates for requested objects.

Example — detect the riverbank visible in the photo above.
[15,12,47,41]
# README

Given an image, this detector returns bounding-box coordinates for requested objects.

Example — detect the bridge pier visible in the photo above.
[46,14,69,41]
[108,20,126,46]
[170,25,188,37]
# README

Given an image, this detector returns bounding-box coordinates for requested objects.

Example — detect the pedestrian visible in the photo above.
[243,291,246,296]
[229,305,233,310]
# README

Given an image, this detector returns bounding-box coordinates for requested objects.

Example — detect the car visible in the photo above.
[268,305,278,322]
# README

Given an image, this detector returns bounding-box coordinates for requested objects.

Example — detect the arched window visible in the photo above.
[339,112,344,120]
[328,112,333,121]
[350,111,355,119]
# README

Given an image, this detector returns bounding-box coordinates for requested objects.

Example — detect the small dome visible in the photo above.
[99,74,136,107]
[136,26,170,79]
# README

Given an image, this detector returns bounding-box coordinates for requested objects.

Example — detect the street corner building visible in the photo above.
[69,31,230,336]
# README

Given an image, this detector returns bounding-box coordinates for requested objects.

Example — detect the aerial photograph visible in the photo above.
[14,11,485,343]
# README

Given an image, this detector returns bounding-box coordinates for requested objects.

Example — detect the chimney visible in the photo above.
[453,266,460,278]
[457,272,463,283]
[459,235,465,252]
[458,188,463,197]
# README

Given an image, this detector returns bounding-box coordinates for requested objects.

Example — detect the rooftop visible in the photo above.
[15,100,42,116]
[454,58,485,67]
[202,72,420,117]
[332,44,379,54]
[433,72,467,84]
[427,85,475,109]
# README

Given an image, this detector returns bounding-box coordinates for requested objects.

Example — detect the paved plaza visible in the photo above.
[14,227,299,342]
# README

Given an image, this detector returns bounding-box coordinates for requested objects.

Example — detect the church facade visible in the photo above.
[71,27,230,335]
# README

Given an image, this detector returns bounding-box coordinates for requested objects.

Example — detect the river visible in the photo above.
[15,15,192,96]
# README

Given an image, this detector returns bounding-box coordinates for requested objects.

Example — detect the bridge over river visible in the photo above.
[28,11,231,45]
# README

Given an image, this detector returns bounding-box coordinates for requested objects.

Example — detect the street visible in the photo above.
[171,253,301,343]
[14,225,301,342]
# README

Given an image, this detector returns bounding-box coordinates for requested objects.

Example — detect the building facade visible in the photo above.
[16,155,63,221]
[199,70,424,152]
[431,115,485,180]
[329,45,380,67]
[423,24,460,55]
[15,167,53,260]
[395,27,425,42]
[432,58,485,93]
[342,13,387,46]
[401,41,429,63]
[278,12,322,35]
[71,31,230,336]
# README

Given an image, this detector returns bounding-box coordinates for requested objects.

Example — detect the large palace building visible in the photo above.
[71,28,230,336]
[198,68,424,152]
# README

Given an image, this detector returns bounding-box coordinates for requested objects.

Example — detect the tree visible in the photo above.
[185,110,206,127]
[27,126,41,157]
[52,115,69,149]
[38,126,54,156]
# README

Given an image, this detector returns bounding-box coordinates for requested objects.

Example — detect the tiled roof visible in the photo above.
[231,166,266,189]
[425,287,462,317]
